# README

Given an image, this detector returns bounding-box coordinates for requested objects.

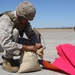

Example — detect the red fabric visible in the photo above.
[52,44,75,75]
[42,60,61,71]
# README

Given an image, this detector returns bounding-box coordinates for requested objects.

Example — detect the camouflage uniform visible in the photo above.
[0,11,40,59]
[0,1,41,72]
[0,1,39,59]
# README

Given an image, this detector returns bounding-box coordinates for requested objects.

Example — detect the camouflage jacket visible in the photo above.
[0,11,40,52]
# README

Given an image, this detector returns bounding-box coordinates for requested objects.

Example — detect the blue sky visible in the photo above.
[0,0,75,28]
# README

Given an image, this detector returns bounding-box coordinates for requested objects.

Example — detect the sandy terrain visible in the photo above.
[0,28,75,75]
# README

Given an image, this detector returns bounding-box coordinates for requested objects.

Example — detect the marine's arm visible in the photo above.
[0,14,23,51]
[24,22,42,49]
[0,14,37,52]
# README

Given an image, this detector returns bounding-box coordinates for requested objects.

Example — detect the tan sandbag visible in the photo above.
[36,47,44,59]
[17,51,42,73]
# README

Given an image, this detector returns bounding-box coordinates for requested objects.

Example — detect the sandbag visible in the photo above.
[17,51,42,73]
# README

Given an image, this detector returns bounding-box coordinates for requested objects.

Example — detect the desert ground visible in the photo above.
[0,28,75,75]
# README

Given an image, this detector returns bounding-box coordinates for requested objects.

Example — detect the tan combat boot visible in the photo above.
[2,56,19,73]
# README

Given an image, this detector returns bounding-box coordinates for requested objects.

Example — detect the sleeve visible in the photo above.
[24,22,40,45]
[0,14,22,51]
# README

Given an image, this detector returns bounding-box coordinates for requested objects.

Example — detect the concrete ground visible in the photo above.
[0,28,75,75]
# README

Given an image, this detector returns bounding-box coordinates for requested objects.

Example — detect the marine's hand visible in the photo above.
[35,43,42,49]
[22,45,37,52]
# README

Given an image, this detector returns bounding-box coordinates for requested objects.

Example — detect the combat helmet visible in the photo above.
[16,1,36,21]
